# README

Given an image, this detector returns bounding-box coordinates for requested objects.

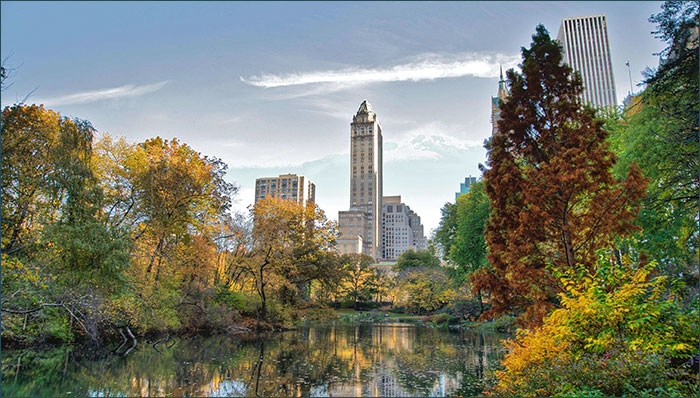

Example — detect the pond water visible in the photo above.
[1,323,509,397]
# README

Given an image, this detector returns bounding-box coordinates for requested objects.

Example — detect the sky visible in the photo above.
[1,1,666,234]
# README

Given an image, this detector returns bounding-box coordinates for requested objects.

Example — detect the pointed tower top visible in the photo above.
[357,100,374,115]
[498,66,509,100]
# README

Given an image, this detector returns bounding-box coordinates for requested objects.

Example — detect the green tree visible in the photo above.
[446,180,490,312]
[607,1,698,285]
[394,249,440,272]
[434,202,457,262]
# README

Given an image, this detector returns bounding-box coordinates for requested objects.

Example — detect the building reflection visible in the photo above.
[3,323,507,397]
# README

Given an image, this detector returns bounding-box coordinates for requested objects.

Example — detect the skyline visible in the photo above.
[0,1,666,233]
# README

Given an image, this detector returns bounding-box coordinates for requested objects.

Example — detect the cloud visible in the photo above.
[241,52,519,89]
[37,81,169,106]
[384,121,484,162]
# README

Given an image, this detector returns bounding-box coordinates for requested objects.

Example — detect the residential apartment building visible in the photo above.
[254,173,316,204]
[556,14,617,108]
[381,196,427,260]
[338,100,384,259]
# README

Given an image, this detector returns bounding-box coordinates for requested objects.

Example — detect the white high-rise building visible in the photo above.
[338,100,383,259]
[381,196,427,260]
[557,14,617,108]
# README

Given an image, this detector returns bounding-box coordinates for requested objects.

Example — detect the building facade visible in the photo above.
[338,100,384,259]
[381,196,427,260]
[254,173,316,204]
[556,14,617,108]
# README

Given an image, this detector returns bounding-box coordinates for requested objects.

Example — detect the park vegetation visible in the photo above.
[1,1,697,396]
[434,2,698,396]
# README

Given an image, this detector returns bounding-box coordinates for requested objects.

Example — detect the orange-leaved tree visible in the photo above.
[472,25,648,327]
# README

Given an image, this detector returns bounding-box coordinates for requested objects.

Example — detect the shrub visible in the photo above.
[488,259,699,397]
[491,315,516,332]
[215,286,260,317]
[429,313,459,325]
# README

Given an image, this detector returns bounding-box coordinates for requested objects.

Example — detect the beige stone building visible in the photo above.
[254,173,316,204]
[337,100,383,259]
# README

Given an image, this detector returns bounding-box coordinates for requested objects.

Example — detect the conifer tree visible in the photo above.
[473,25,648,327]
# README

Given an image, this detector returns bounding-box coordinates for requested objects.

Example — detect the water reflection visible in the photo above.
[2,323,507,397]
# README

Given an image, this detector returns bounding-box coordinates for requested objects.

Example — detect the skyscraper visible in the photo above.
[254,173,315,204]
[338,100,384,259]
[557,14,617,108]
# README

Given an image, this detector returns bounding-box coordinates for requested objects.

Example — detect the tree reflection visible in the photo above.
[1,324,507,397]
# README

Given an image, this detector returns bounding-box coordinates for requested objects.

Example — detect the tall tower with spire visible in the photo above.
[337,100,383,259]
[491,66,510,135]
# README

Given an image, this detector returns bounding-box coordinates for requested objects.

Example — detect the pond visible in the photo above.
[1,323,509,397]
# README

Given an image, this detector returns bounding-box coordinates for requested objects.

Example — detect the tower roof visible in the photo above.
[357,100,374,115]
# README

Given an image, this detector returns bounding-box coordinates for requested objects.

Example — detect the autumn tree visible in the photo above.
[394,267,455,314]
[339,253,379,309]
[473,25,648,327]
[228,197,339,320]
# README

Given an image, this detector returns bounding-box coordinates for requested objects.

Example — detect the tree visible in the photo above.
[340,253,379,309]
[607,1,698,285]
[445,181,490,313]
[473,25,648,327]
[1,105,64,256]
[434,202,457,262]
[228,197,339,320]
[394,249,440,272]
[394,267,455,314]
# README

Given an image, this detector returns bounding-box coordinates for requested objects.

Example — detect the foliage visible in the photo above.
[394,249,440,272]
[394,267,455,314]
[606,1,699,287]
[339,253,381,309]
[489,257,699,397]
[474,25,648,328]
[433,201,457,262]
[221,197,341,321]
[448,180,490,283]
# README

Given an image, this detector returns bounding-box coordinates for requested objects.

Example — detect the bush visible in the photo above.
[441,298,491,320]
[429,313,459,325]
[491,315,516,332]
[215,287,260,317]
[489,260,699,397]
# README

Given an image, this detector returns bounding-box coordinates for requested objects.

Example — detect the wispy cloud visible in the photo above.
[241,52,519,89]
[37,81,169,106]
[385,121,484,162]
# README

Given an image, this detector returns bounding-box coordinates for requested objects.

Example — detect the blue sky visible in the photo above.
[1,1,666,233]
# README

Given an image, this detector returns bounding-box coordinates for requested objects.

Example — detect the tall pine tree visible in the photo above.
[473,25,648,327]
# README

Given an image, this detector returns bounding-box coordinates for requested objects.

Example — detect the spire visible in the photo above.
[357,100,374,115]
[498,66,509,100]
